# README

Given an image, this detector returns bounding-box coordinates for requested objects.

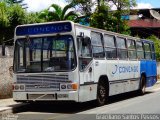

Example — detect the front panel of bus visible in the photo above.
[13,21,80,102]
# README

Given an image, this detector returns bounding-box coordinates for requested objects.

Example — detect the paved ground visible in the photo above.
[0,80,160,115]
[0,98,23,113]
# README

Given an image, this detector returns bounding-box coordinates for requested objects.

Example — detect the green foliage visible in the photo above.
[0,2,27,44]
[0,1,9,28]
[39,3,78,22]
[5,0,24,4]
[90,4,111,29]
[90,4,130,35]
[0,1,9,44]
[66,0,92,16]
[26,12,45,24]
[38,9,50,22]
[8,4,26,27]
[106,0,136,34]
[107,0,137,11]
[147,35,160,61]
[0,0,137,45]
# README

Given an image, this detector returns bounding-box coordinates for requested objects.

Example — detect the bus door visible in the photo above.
[77,36,95,101]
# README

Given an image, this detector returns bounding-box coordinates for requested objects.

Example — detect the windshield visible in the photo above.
[14,35,76,73]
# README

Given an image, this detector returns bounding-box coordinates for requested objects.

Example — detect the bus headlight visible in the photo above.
[61,84,66,89]
[67,84,72,89]
[13,84,25,91]
[60,83,78,91]
[20,85,25,90]
[15,85,19,90]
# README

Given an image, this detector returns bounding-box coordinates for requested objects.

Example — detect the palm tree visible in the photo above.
[40,3,78,21]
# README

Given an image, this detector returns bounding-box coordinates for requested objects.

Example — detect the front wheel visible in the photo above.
[97,81,108,106]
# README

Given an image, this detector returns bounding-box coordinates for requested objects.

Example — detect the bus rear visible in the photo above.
[13,21,79,102]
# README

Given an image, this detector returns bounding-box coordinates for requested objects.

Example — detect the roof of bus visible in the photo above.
[141,39,154,43]
[16,20,72,27]
[16,20,149,42]
[74,22,141,41]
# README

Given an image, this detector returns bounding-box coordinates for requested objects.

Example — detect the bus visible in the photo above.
[13,21,157,106]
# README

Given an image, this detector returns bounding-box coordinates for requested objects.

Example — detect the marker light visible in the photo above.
[72,83,78,90]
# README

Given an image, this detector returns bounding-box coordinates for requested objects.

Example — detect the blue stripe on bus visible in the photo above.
[146,76,157,87]
[140,60,157,87]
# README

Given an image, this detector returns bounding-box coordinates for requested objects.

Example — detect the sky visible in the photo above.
[23,0,67,12]
[23,0,160,12]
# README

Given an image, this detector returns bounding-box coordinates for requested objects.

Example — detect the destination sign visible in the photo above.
[16,22,72,36]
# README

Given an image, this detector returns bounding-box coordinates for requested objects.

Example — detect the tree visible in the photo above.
[67,0,93,16]
[8,4,26,27]
[26,12,45,24]
[90,4,112,30]
[147,35,160,61]
[106,0,136,11]
[0,1,9,44]
[106,0,136,33]
[0,1,9,27]
[40,3,78,22]
[0,2,27,44]
[90,1,130,34]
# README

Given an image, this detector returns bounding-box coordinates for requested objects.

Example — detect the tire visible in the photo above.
[138,75,146,95]
[96,80,108,106]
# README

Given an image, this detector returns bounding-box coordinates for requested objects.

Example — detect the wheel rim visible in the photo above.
[98,85,106,103]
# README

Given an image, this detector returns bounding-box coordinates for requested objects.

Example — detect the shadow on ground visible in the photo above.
[11,91,154,114]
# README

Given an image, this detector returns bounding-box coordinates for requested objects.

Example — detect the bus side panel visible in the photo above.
[140,60,157,87]
[108,60,140,96]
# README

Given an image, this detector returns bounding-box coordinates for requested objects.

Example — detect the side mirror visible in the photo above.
[82,36,91,46]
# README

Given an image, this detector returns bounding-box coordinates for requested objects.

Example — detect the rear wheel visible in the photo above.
[138,75,146,95]
[97,80,108,106]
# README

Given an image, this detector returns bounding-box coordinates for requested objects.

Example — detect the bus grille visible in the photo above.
[16,74,70,91]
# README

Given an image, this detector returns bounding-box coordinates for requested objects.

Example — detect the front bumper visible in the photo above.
[13,91,79,102]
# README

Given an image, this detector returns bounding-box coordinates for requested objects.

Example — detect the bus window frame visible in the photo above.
[91,31,105,59]
[136,41,145,60]
[143,42,152,60]
[127,39,137,60]
[116,36,128,60]
[104,34,117,60]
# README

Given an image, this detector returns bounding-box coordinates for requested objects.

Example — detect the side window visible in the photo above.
[91,32,104,58]
[136,41,144,59]
[144,43,152,60]
[77,36,92,71]
[104,34,117,59]
[78,38,92,58]
[127,39,137,60]
[116,37,127,59]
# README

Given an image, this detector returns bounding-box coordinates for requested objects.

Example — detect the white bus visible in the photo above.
[13,21,157,106]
